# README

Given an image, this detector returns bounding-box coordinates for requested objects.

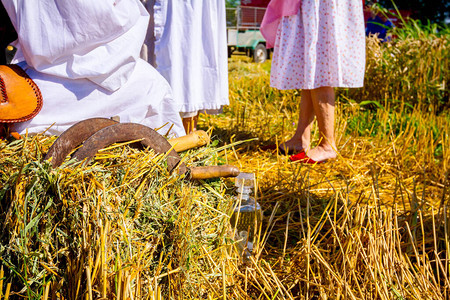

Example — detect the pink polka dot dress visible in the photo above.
[270,0,366,90]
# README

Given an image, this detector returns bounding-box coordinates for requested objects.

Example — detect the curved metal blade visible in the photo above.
[71,122,186,174]
[45,118,118,167]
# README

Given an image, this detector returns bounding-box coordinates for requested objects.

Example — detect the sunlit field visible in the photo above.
[0,22,448,299]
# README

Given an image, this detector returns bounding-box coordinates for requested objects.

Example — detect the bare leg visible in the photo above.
[182,114,198,134]
[283,89,315,152]
[306,86,337,161]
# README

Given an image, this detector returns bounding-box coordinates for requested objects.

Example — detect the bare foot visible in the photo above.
[305,145,337,162]
[280,138,306,154]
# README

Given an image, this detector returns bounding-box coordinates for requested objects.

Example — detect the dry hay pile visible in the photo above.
[0,135,250,298]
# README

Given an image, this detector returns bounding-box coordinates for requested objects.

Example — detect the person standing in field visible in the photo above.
[142,0,229,134]
[261,0,366,164]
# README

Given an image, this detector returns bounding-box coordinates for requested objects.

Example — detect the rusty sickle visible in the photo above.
[45,118,239,180]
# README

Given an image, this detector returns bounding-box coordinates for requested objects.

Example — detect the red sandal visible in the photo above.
[289,152,327,164]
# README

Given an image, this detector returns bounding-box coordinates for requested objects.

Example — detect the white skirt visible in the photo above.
[270,0,366,90]
[153,0,229,115]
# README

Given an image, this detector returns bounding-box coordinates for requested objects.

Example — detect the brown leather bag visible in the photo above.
[0,64,43,123]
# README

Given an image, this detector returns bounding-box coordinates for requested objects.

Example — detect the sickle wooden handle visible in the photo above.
[168,130,210,153]
[189,165,240,180]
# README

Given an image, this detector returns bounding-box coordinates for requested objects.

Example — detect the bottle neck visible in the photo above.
[236,186,252,200]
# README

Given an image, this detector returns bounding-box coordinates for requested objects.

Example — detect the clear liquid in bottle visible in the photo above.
[230,173,262,263]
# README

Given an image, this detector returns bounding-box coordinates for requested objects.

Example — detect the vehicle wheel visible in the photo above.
[253,44,267,63]
[228,47,233,58]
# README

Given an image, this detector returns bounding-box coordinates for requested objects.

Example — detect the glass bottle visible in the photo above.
[230,172,262,263]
